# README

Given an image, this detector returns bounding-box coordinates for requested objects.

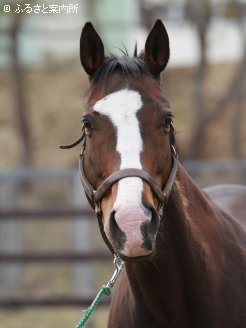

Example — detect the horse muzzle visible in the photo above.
[77,150,178,259]
[108,202,160,260]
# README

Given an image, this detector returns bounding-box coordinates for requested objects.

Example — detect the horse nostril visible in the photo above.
[141,202,152,218]
[141,203,160,251]
[109,210,126,251]
[149,204,160,236]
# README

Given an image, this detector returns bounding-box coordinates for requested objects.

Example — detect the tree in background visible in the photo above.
[140,0,246,159]
[185,0,246,159]
[227,0,246,158]
[10,12,32,166]
[1,1,35,166]
[1,0,245,163]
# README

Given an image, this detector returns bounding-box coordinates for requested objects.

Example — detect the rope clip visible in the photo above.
[107,254,124,289]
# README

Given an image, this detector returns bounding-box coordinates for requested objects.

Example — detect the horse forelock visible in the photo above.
[89,54,149,88]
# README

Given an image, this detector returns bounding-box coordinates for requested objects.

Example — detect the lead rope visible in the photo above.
[59,131,124,328]
[75,255,124,328]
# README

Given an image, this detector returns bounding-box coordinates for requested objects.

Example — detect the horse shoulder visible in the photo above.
[204,184,246,230]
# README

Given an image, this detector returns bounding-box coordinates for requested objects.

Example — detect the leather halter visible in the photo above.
[79,145,178,217]
[79,146,178,255]
[60,126,179,255]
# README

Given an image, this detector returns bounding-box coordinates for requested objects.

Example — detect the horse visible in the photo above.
[61,20,246,327]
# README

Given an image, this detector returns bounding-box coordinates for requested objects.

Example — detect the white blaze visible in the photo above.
[93,89,143,208]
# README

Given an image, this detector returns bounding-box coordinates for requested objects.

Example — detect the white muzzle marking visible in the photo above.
[94,89,151,256]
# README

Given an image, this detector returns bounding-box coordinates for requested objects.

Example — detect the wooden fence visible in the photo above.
[0,168,113,308]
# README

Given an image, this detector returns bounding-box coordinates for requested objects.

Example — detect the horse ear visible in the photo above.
[80,22,105,76]
[144,19,170,76]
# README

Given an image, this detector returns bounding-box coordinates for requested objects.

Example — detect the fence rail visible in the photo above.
[0,252,111,263]
[0,296,110,308]
[0,207,93,219]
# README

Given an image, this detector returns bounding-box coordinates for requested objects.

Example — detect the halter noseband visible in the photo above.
[79,145,178,218]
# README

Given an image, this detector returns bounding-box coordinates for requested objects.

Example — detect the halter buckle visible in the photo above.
[171,144,177,157]
[93,191,102,215]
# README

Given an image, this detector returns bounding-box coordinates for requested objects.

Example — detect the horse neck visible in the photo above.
[124,163,225,323]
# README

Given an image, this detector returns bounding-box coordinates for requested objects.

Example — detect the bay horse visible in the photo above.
[61,20,246,327]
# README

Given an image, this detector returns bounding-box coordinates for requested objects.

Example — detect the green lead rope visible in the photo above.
[75,255,124,328]
[75,285,112,328]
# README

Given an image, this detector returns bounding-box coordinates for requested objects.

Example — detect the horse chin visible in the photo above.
[117,251,154,263]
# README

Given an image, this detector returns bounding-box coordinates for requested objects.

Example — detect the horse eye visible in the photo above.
[82,116,94,131]
[160,116,172,129]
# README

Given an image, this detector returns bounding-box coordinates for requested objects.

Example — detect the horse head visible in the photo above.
[77,20,177,261]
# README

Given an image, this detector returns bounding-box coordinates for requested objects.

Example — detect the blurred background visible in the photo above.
[0,0,245,327]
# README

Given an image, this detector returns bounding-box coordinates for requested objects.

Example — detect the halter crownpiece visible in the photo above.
[59,125,86,151]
